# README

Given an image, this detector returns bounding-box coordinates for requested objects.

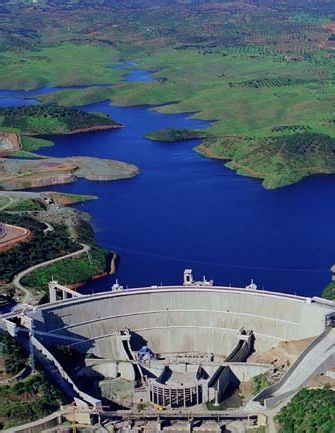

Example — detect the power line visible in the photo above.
[109,245,330,274]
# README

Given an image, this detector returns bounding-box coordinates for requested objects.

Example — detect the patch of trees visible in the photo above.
[0,212,79,283]
[271,125,311,133]
[0,104,121,134]
[229,77,312,89]
[275,387,335,433]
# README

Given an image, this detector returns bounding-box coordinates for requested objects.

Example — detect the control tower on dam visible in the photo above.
[28,270,333,360]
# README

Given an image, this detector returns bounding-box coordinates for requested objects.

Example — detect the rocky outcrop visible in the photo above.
[0,132,21,151]
[0,156,139,190]
[70,157,139,181]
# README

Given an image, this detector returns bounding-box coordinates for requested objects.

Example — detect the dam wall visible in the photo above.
[29,287,334,359]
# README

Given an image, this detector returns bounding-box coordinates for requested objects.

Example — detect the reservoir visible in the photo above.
[1,67,334,297]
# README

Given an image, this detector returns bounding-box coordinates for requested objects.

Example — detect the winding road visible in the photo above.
[12,243,91,305]
[0,193,14,211]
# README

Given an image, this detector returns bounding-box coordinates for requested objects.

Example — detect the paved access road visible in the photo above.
[12,243,90,305]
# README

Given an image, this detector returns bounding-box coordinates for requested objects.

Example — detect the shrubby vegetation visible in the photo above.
[52,345,84,371]
[251,374,270,394]
[0,212,79,283]
[0,104,120,135]
[146,128,208,142]
[275,387,335,433]
[0,211,110,295]
[0,334,64,429]
[198,132,335,189]
[322,282,335,300]
[0,372,65,429]
[0,334,28,376]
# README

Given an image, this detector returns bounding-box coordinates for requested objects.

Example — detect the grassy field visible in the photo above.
[21,136,54,152]
[25,45,335,188]
[5,197,45,212]
[93,47,334,188]
[0,44,122,90]
[0,1,334,188]
[21,245,109,291]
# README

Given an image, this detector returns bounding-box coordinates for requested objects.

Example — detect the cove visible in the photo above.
[1,68,335,297]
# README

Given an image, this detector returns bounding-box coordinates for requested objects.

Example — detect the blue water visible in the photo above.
[0,89,39,107]
[0,84,113,107]
[1,68,334,297]
[113,62,158,82]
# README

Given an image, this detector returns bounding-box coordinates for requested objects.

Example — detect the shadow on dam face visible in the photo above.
[130,330,148,351]
[28,310,126,409]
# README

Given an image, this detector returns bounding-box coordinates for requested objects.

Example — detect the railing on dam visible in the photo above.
[34,284,314,311]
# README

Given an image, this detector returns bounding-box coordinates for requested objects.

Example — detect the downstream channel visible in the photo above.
[1,66,335,297]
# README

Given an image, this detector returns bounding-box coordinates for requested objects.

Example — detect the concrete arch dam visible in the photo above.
[28,286,333,359]
[2,283,334,411]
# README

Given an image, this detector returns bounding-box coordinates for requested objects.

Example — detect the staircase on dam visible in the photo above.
[251,327,335,409]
